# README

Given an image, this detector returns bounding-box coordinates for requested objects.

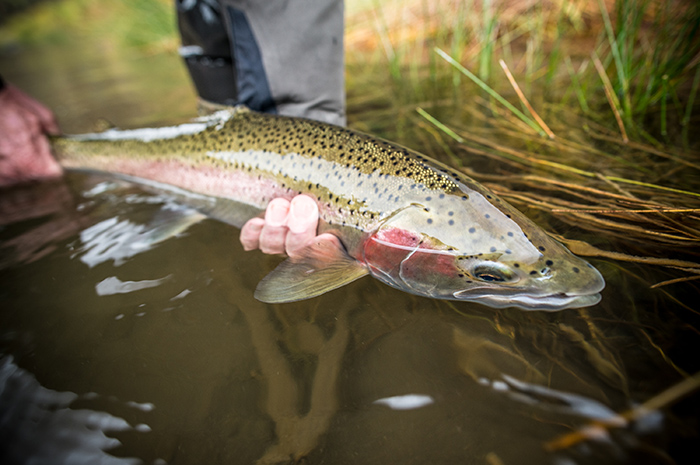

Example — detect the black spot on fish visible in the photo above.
[539,246,546,252]
[439,193,445,199]
[427,219,433,224]
[469,227,476,233]
[530,270,537,275]
[485,214,491,219]
[448,211,454,216]
[507,232,513,237]
[573,267,580,273]
[448,220,454,226]
[546,260,553,266]
[489,246,497,252]
[514,263,519,268]
[426,196,432,201]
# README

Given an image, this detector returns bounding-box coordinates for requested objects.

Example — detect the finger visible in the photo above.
[240,217,265,251]
[7,85,60,135]
[285,195,319,258]
[30,135,63,179]
[259,198,291,254]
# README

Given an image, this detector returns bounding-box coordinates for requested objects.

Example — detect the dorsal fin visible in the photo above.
[93,118,118,132]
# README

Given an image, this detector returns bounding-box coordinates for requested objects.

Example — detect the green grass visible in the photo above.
[0,0,178,53]
[346,0,700,146]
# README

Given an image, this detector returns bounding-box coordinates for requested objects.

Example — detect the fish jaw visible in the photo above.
[453,290,602,311]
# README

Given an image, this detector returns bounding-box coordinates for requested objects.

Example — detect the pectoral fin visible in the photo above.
[254,234,368,303]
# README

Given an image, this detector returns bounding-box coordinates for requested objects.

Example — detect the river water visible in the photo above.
[1,27,699,465]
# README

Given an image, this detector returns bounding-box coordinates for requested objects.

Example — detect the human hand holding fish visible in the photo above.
[0,83,62,187]
[241,195,323,258]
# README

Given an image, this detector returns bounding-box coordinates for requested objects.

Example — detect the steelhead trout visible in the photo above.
[52,107,605,310]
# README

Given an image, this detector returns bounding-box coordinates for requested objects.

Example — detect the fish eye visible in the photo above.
[472,262,517,283]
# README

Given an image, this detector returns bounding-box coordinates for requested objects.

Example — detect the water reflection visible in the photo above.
[0,356,147,465]
[373,394,435,410]
[95,276,173,297]
[76,205,204,268]
[0,178,86,270]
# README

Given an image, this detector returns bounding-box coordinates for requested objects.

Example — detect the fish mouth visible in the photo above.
[452,290,602,311]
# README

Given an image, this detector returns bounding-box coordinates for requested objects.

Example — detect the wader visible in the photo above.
[176,0,345,126]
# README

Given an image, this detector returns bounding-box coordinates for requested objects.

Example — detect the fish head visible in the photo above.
[361,185,605,311]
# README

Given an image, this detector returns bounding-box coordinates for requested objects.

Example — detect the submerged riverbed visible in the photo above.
[1,3,700,464]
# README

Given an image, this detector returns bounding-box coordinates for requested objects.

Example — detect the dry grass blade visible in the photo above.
[587,132,700,171]
[499,191,698,244]
[592,53,629,143]
[552,236,700,271]
[544,371,700,452]
[418,108,700,199]
[434,47,546,136]
[650,274,700,289]
[499,59,555,139]
[551,208,700,214]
